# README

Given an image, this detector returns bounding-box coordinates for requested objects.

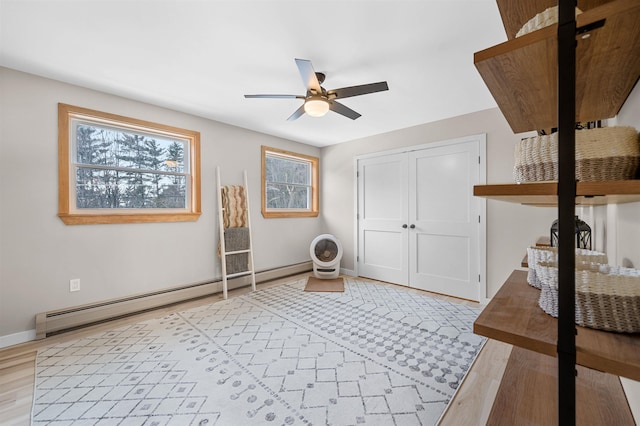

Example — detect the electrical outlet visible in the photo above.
[69,279,81,292]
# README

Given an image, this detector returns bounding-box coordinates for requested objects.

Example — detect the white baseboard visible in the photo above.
[0,329,36,349]
[340,268,356,276]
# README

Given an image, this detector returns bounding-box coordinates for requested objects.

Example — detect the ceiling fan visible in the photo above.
[244,58,389,121]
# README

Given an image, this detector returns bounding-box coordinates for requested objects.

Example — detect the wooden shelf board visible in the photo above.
[474,270,640,380]
[487,346,634,425]
[473,180,640,206]
[476,0,640,133]
[536,236,551,246]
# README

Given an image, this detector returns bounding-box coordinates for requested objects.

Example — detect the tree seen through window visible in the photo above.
[74,123,187,209]
[265,155,311,209]
[261,146,319,218]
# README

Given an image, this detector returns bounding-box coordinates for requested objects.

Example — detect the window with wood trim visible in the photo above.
[261,146,319,218]
[58,103,201,225]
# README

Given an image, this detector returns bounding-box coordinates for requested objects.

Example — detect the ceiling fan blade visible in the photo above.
[328,81,389,99]
[287,105,306,121]
[244,94,303,99]
[329,101,361,120]
[295,58,322,94]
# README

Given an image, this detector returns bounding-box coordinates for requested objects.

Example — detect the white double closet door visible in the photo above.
[357,136,485,301]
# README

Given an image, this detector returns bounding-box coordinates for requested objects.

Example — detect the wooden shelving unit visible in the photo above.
[475,0,640,134]
[475,270,640,380]
[472,0,640,422]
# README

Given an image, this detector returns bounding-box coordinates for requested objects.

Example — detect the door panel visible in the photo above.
[363,160,403,219]
[416,234,470,280]
[358,154,408,286]
[415,234,471,290]
[415,153,470,223]
[361,230,404,283]
[409,142,480,300]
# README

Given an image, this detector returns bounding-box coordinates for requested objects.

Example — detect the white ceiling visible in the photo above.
[0,0,508,147]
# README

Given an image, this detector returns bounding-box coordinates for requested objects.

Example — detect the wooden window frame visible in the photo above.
[261,146,319,218]
[58,103,201,225]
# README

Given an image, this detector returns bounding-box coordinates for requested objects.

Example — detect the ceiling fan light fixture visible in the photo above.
[304,96,330,117]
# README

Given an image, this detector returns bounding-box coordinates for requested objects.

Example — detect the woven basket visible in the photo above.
[514,126,640,182]
[527,246,607,289]
[537,261,640,333]
[516,6,583,37]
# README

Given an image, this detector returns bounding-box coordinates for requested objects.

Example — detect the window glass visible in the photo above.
[72,121,189,209]
[261,146,318,218]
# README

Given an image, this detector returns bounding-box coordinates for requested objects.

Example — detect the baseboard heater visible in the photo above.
[35,261,312,339]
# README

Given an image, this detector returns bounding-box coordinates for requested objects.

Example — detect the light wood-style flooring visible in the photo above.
[0,274,494,426]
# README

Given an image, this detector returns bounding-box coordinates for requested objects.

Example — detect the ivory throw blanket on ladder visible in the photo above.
[221,185,247,228]
[218,185,250,274]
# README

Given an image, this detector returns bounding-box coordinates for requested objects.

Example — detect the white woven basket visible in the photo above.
[526,246,607,289]
[514,126,640,182]
[537,261,640,333]
[516,6,583,37]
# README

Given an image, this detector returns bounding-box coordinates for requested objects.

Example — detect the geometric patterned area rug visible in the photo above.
[32,277,485,425]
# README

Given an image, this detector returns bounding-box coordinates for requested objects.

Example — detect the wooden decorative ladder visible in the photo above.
[216,167,256,299]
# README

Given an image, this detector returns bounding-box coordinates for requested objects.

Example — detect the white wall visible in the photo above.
[321,108,557,298]
[614,82,640,269]
[585,82,640,269]
[0,67,323,342]
[604,81,640,422]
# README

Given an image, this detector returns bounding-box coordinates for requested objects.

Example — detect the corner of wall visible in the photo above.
[340,268,356,277]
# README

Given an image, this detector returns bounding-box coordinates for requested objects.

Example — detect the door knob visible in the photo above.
[410,224,416,229]
[402,224,408,229]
